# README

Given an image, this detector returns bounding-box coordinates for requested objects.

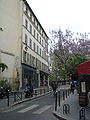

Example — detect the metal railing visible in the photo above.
[0,87,52,109]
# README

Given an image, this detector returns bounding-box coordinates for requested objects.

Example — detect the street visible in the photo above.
[0,93,62,120]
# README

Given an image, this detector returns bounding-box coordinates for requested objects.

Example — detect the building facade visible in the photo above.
[0,0,49,89]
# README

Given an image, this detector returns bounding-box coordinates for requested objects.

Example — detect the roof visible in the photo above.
[77,61,90,75]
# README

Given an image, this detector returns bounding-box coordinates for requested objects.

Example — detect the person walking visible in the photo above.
[71,82,75,94]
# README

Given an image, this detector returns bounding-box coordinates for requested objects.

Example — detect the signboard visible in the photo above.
[81,82,86,92]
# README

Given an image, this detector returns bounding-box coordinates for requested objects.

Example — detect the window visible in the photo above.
[23,50,27,63]
[27,53,29,64]
[30,13,32,20]
[29,39,32,49]
[37,45,39,54]
[26,7,28,14]
[30,24,32,34]
[40,48,41,56]
[42,39,43,46]
[34,29,36,38]
[37,33,39,41]
[33,42,36,52]
[29,54,31,64]
[25,19,28,29]
[40,37,41,44]
[25,34,28,45]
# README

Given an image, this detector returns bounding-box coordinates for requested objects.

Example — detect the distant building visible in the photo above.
[0,0,49,89]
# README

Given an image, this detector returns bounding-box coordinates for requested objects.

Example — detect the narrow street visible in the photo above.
[0,93,62,120]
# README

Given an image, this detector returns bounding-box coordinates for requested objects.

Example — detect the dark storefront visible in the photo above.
[22,64,38,89]
[40,71,49,87]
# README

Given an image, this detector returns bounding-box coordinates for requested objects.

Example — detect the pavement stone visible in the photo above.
[53,90,90,120]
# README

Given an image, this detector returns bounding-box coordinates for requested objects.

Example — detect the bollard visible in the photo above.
[55,91,57,111]
[66,90,67,98]
[63,91,65,100]
[58,90,60,107]
[63,104,70,114]
[7,91,9,107]
[14,92,16,102]
[79,107,85,120]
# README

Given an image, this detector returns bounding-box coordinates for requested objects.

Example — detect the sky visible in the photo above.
[27,0,90,36]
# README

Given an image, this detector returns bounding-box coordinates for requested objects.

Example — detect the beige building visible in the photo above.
[0,0,49,89]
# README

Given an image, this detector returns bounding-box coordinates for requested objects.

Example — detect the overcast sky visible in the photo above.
[27,0,90,36]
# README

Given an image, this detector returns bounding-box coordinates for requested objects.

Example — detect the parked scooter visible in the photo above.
[24,88,33,98]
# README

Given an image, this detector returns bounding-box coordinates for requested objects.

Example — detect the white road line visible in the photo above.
[33,105,52,114]
[4,104,25,112]
[18,104,39,113]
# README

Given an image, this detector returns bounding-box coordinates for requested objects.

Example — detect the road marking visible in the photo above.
[33,105,52,114]
[18,104,39,113]
[4,104,25,112]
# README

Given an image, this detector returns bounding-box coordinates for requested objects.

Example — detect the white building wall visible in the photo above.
[0,0,22,80]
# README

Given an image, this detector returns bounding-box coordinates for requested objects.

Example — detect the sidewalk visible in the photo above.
[53,90,90,120]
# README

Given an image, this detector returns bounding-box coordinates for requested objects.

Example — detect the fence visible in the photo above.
[0,87,52,109]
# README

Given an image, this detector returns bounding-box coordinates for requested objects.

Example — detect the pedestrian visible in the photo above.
[71,82,75,94]
[51,81,57,96]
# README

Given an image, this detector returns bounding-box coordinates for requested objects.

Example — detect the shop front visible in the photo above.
[22,64,38,89]
[40,71,49,87]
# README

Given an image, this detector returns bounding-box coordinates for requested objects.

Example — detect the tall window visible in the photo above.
[37,45,39,54]
[29,54,31,64]
[34,29,36,38]
[40,37,41,44]
[33,42,36,52]
[23,51,27,63]
[40,48,41,56]
[25,19,28,29]
[37,33,39,41]
[29,39,32,49]
[27,53,29,64]
[25,34,28,45]
[26,7,28,14]
[42,39,43,46]
[30,24,32,34]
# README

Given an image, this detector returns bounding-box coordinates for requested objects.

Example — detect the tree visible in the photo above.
[49,28,90,82]
[0,63,8,72]
[65,55,89,78]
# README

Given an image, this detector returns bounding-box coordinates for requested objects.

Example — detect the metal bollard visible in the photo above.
[66,90,67,98]
[7,91,9,107]
[58,90,60,107]
[14,92,16,102]
[63,91,65,100]
[55,91,57,111]
[79,107,85,120]
[63,104,70,114]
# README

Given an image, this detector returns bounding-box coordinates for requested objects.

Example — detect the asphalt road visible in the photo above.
[0,93,63,120]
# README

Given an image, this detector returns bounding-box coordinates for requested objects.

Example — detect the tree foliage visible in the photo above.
[0,63,8,72]
[49,28,90,81]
